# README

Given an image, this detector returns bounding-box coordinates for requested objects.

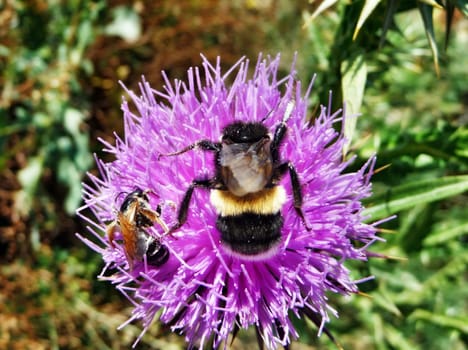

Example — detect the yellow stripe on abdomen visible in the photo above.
[210,186,287,216]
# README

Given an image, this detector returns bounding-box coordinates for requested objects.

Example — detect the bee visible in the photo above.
[106,188,170,270]
[161,101,308,258]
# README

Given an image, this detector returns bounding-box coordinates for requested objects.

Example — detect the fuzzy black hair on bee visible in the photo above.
[161,101,308,258]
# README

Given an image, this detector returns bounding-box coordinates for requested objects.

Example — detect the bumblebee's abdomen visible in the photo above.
[217,213,283,256]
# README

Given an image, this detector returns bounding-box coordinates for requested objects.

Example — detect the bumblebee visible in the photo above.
[162,101,307,258]
[107,188,170,270]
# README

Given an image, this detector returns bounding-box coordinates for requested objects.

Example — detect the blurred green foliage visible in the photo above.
[0,0,102,259]
[297,2,468,350]
[0,0,467,349]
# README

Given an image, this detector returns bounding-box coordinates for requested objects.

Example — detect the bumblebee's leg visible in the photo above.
[275,162,310,230]
[169,179,213,234]
[271,121,287,163]
[159,140,221,158]
[155,204,162,216]
[271,101,295,162]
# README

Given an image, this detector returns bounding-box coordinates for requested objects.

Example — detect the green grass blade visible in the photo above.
[353,0,382,40]
[409,310,468,333]
[363,175,468,220]
[457,0,468,16]
[418,3,440,75]
[341,54,367,155]
[303,0,338,27]
[424,221,468,246]
[379,0,399,48]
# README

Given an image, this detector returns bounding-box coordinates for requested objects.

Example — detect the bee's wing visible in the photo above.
[126,200,138,222]
[118,212,138,264]
[106,221,118,248]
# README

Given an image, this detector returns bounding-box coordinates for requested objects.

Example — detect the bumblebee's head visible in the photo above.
[221,122,270,144]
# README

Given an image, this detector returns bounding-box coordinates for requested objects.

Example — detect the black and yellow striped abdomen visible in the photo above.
[210,186,287,257]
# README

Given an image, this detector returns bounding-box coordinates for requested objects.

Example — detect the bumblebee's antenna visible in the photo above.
[260,99,295,124]
[260,99,281,123]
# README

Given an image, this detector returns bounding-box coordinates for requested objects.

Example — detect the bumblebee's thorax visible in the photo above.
[219,139,273,197]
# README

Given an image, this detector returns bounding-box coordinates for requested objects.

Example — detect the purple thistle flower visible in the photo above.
[77,54,383,349]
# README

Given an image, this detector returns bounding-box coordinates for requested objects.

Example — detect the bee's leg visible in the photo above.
[140,207,170,233]
[168,178,213,234]
[159,140,221,158]
[106,221,118,248]
[275,162,310,230]
[271,122,287,163]
[155,204,162,216]
[271,101,295,162]
[126,251,135,271]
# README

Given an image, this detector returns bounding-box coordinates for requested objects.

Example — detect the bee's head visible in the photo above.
[221,122,270,144]
[120,187,150,212]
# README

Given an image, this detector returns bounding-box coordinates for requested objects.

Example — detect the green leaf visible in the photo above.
[64,107,85,136]
[0,44,10,56]
[418,3,440,75]
[417,0,444,7]
[457,0,468,16]
[424,221,468,246]
[363,175,468,220]
[16,156,44,216]
[353,0,382,41]
[372,290,402,316]
[18,156,43,193]
[409,309,468,333]
[303,0,338,26]
[421,254,468,292]
[58,158,84,214]
[443,2,455,50]
[105,5,141,42]
[341,54,367,155]
[379,0,399,48]
[383,323,418,350]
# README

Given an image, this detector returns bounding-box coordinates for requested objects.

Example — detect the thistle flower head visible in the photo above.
[78,55,382,349]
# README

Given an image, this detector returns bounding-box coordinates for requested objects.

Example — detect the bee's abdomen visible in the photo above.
[147,241,170,267]
[217,213,283,256]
